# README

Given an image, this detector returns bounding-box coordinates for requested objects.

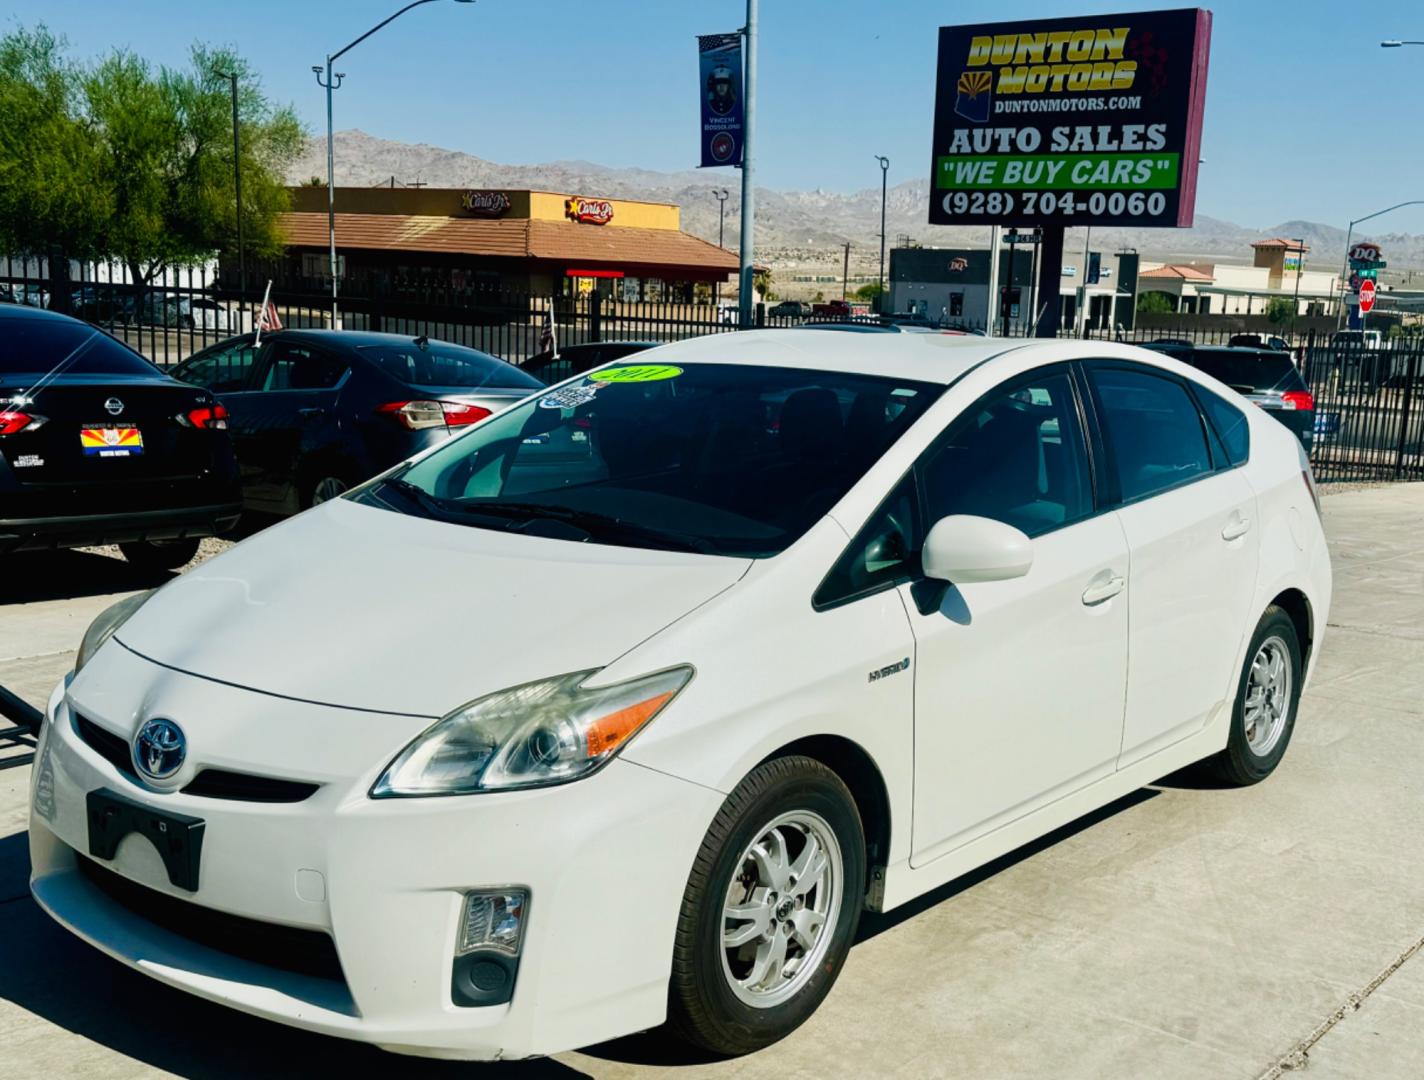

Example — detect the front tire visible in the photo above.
[1206,605,1303,786]
[668,755,865,1056]
[118,537,201,571]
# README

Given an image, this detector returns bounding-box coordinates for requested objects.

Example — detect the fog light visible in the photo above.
[453,888,528,1008]
[458,888,528,957]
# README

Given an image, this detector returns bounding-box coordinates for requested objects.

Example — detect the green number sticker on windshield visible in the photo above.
[591,364,684,384]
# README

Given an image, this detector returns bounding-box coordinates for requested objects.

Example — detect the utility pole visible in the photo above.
[842,242,851,302]
[1290,237,1305,339]
[212,69,244,320]
[714,188,729,305]
[875,155,889,311]
[737,0,758,328]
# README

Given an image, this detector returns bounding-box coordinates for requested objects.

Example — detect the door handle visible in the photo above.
[1081,572,1125,606]
[297,407,325,419]
[1222,515,1252,541]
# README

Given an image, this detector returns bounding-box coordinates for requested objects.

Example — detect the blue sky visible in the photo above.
[7,0,1424,231]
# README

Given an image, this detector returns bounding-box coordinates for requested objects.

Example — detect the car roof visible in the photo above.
[638,329,1138,385]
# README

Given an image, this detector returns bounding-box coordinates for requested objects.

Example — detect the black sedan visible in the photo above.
[1144,344,1314,451]
[520,341,659,384]
[173,330,543,514]
[0,305,241,567]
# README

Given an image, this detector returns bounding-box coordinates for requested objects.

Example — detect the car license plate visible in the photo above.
[87,788,205,891]
[80,425,144,457]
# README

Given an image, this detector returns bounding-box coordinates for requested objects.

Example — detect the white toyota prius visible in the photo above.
[28,330,1331,1060]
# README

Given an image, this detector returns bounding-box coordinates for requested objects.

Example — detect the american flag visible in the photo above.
[539,299,558,357]
[259,299,283,333]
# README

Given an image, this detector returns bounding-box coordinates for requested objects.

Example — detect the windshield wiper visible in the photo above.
[449,499,718,555]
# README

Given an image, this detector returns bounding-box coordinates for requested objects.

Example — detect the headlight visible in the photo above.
[75,591,152,674]
[371,665,693,797]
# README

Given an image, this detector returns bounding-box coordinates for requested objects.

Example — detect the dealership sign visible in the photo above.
[460,190,510,217]
[565,197,614,225]
[927,9,1212,228]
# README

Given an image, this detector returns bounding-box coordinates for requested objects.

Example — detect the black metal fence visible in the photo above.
[5,259,1422,484]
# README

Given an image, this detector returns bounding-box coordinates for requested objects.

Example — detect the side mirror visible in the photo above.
[921,515,1033,584]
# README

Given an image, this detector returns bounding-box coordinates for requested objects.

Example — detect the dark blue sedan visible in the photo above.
[172,330,542,514]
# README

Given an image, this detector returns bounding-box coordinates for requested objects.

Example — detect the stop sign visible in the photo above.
[1360,279,1377,314]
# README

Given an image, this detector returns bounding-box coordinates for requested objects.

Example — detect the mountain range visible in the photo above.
[288,130,1424,273]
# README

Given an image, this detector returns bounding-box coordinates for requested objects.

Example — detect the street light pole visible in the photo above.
[1290,237,1305,338]
[714,188,729,247]
[874,155,889,310]
[315,0,474,327]
[737,0,758,328]
[211,69,244,319]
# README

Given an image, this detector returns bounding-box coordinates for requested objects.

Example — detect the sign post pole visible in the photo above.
[1035,225,1065,338]
[986,225,1001,335]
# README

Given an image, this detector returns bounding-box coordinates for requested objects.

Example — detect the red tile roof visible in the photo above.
[278,213,738,273]
[1139,264,1215,282]
[1250,237,1310,251]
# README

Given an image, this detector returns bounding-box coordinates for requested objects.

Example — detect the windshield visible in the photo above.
[357,361,942,557]
[1186,350,1303,393]
[0,315,158,379]
[357,342,542,391]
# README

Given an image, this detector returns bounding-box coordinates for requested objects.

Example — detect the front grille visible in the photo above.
[75,713,136,779]
[182,769,319,803]
[74,714,318,803]
[78,856,345,982]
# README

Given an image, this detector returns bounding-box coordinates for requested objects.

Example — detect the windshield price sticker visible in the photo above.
[538,383,603,410]
[591,364,684,384]
[928,10,1211,228]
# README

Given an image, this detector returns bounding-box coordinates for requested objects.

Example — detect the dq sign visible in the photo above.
[565,197,614,225]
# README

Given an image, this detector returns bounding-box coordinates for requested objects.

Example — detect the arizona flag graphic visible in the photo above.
[80,426,144,456]
[955,70,993,123]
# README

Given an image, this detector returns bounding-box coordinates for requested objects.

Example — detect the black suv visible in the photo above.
[1145,344,1314,451]
[173,330,542,514]
[0,305,241,566]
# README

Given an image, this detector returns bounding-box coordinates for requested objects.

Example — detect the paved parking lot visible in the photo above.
[3,484,1423,1079]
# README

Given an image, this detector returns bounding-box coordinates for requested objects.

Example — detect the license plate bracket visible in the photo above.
[80,425,144,457]
[86,788,205,891]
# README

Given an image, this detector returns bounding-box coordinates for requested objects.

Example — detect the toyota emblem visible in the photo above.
[104,397,125,416]
[133,718,186,781]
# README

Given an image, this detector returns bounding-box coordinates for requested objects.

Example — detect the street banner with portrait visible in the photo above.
[927,9,1212,228]
[698,32,744,168]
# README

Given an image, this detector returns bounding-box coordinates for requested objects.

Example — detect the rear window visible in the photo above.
[358,343,541,391]
[0,316,158,377]
[1183,350,1302,393]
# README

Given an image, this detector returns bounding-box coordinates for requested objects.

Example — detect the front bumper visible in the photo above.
[28,648,721,1060]
[0,501,242,553]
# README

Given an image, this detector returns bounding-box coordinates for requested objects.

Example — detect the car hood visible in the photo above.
[114,498,750,717]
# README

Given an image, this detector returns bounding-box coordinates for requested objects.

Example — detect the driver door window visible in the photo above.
[176,342,257,393]
[921,370,1093,537]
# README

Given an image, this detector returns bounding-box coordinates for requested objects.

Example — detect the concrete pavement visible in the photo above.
[2,484,1423,1079]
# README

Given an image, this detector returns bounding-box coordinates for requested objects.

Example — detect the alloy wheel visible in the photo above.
[1244,635,1292,756]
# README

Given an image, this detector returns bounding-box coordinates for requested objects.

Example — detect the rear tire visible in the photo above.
[1205,605,1303,786]
[303,473,353,508]
[668,755,865,1056]
[119,538,200,571]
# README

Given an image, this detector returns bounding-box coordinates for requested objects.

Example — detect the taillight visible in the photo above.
[378,400,492,431]
[178,404,229,430]
[0,410,46,436]
[1281,390,1314,412]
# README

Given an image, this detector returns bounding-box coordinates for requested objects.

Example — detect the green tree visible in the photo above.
[0,25,106,261]
[854,282,884,302]
[1136,291,1175,314]
[0,26,304,293]
[1264,296,1295,324]
[753,267,776,302]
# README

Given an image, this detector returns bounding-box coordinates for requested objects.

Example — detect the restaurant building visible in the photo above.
[274,187,739,301]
